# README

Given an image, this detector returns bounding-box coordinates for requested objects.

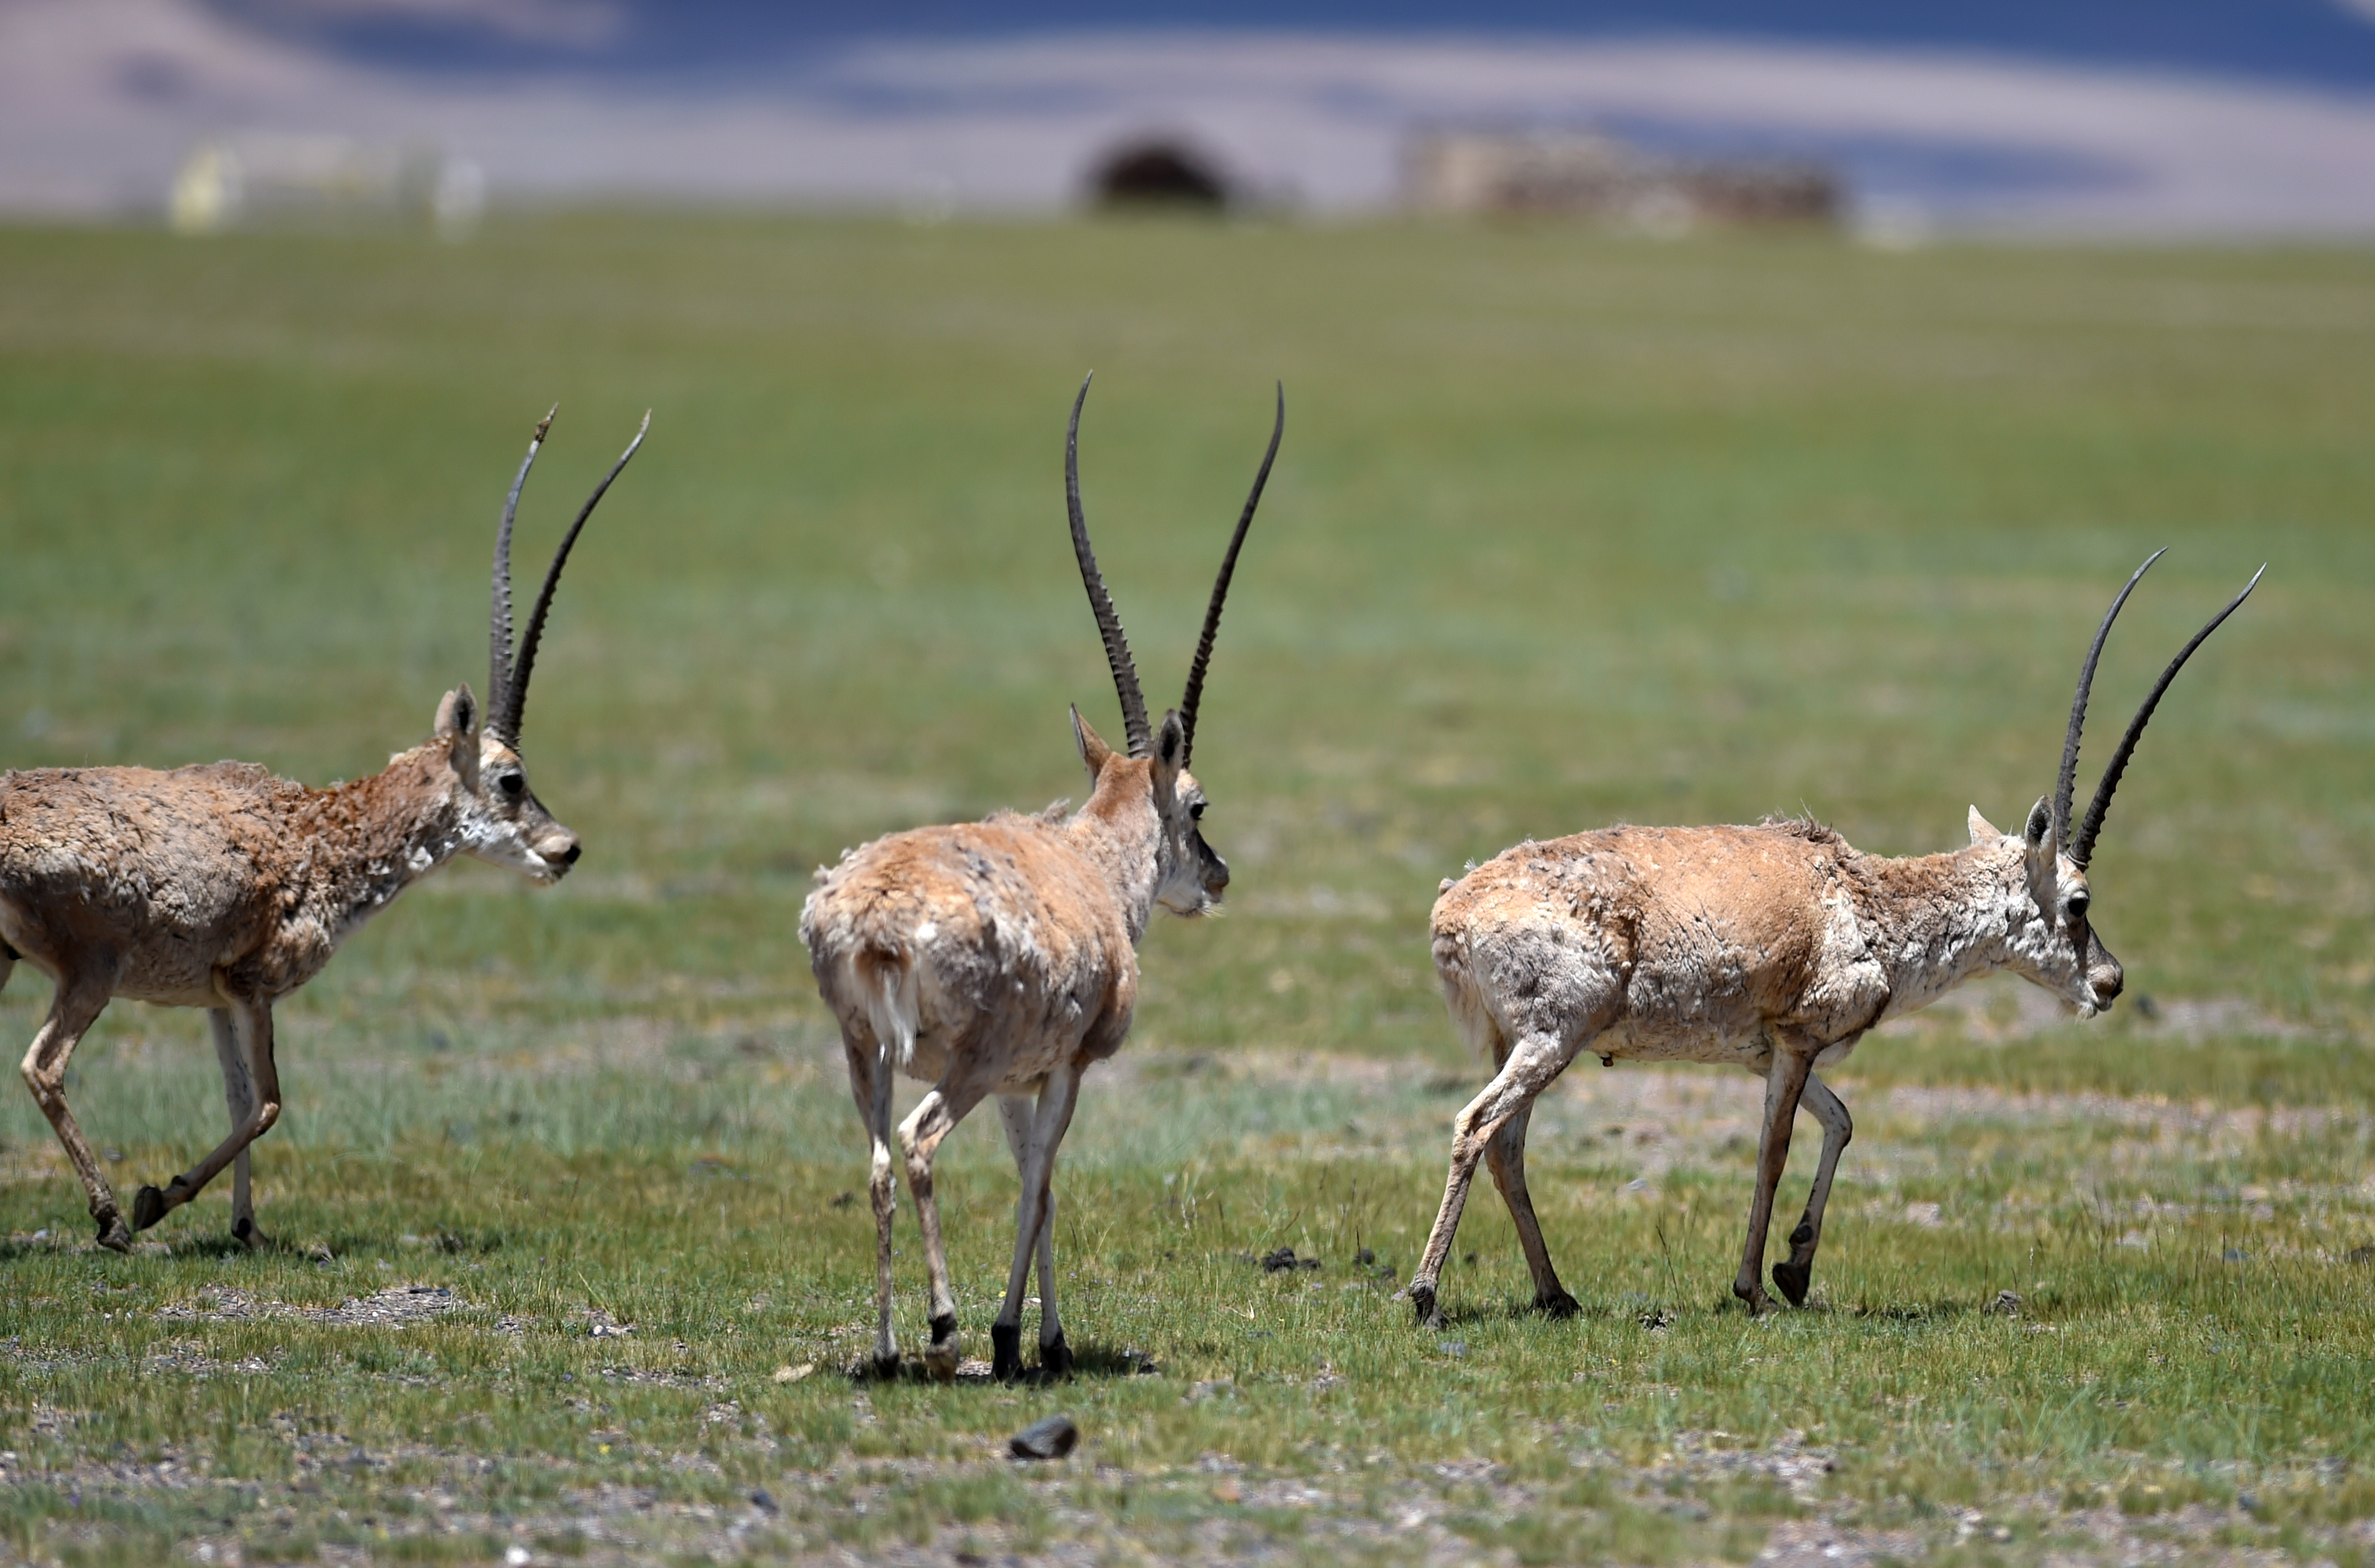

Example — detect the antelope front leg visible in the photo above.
[17,973,131,1251]
[210,1008,269,1249]
[1772,1072,1852,1308]
[993,1063,1080,1380]
[1410,1030,1580,1331]
[1734,1042,1815,1316]
[897,1079,989,1382]
[134,997,280,1232]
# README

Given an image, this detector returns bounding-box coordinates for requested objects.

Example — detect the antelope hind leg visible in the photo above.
[1409,1030,1581,1331]
[17,969,132,1250]
[897,1077,990,1382]
[1772,1072,1852,1308]
[1485,1100,1578,1316]
[845,1034,902,1376]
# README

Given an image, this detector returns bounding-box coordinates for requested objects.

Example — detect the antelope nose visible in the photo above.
[2093,971,2122,1006]
[561,842,582,866]
[1209,854,1230,892]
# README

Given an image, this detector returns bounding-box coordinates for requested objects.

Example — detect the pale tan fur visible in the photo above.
[802,709,1225,1379]
[3,691,579,1250]
[1411,551,2261,1324]
[797,373,1279,1382]
[4,408,638,1253]
[1411,805,2118,1322]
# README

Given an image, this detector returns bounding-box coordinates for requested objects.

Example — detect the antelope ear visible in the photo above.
[1968,805,2001,845]
[1150,709,1185,801]
[1071,705,1113,781]
[437,684,479,740]
[2024,795,2053,850]
[436,684,482,781]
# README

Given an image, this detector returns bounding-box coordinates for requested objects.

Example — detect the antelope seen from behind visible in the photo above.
[802,375,1281,1381]
[4,409,643,1252]
[1409,554,2261,1325]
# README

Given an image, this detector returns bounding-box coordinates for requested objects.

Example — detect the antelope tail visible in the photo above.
[852,939,920,1073]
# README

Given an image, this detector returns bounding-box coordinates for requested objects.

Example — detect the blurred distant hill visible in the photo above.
[8,0,2375,234]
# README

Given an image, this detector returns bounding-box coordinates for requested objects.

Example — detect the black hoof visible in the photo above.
[924,1314,961,1382]
[231,1216,272,1252]
[1537,1289,1581,1319]
[870,1352,902,1381]
[93,1212,133,1253]
[1732,1283,1776,1318]
[1408,1283,1442,1331]
[130,1185,169,1232]
[1772,1260,1812,1308]
[991,1323,1024,1383]
[1040,1332,1073,1379]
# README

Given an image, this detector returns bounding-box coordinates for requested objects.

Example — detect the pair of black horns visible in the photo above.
[2053,551,2264,870]
[1065,373,1283,768]
[488,407,649,746]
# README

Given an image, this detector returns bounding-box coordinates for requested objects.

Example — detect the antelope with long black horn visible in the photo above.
[1408,554,2261,1326]
[802,374,1282,1380]
[3,407,644,1251]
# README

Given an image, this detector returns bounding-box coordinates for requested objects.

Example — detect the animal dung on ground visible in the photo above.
[1259,1246,1321,1272]
[1011,1414,1080,1461]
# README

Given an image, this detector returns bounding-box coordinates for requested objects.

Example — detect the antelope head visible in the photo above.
[447,407,646,884]
[1976,551,2262,1017]
[1063,374,1283,918]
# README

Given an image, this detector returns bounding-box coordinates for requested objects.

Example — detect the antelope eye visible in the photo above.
[1189,802,1206,822]
[2066,891,2090,920]
[498,771,525,798]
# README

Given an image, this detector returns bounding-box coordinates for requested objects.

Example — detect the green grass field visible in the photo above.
[0,212,2370,1566]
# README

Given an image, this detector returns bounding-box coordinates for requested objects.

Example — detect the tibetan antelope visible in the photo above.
[802,375,1281,1381]
[3,409,643,1252]
[1409,553,2261,1324]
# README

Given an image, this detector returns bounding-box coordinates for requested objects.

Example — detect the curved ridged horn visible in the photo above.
[491,406,556,717]
[2051,548,2165,848]
[2070,563,2264,869]
[1065,373,1152,758]
[491,410,649,746]
[1179,381,1283,770]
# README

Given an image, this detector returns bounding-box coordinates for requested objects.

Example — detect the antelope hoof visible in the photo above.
[991,1323,1024,1383]
[1407,1283,1443,1331]
[1040,1332,1073,1379]
[93,1211,133,1253]
[924,1315,961,1382]
[232,1216,272,1252]
[1732,1280,1776,1318]
[870,1351,902,1381]
[130,1184,170,1232]
[1772,1260,1812,1308]
[1537,1289,1581,1319]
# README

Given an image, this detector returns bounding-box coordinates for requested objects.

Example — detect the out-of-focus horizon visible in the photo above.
[9,0,2375,237]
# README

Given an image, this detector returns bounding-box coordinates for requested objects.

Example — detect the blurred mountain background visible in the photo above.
[7,0,2375,234]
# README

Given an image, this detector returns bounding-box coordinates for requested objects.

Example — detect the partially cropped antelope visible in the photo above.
[1409,554,2261,1324]
[802,376,1280,1381]
[2,410,643,1252]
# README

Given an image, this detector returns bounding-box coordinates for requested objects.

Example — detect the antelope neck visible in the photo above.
[1851,840,2031,1021]
[1067,762,1164,945]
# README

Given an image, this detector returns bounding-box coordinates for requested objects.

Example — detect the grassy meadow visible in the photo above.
[0,210,2371,1565]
